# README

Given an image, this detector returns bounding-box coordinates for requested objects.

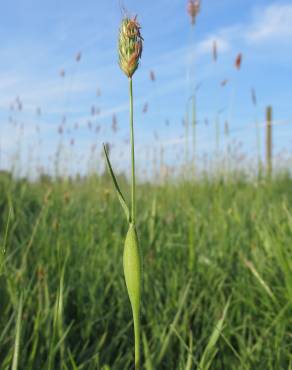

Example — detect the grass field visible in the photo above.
[0,171,291,369]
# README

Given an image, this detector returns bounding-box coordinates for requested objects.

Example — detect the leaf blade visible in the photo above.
[103,144,130,222]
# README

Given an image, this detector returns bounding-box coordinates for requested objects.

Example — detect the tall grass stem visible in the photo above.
[129,78,136,224]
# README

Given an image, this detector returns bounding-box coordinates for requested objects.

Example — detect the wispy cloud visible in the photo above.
[194,3,292,54]
[246,4,292,43]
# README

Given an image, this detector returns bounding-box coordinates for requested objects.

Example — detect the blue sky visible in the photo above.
[0,0,291,178]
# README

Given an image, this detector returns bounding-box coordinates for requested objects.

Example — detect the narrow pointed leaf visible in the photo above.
[12,294,23,370]
[198,299,230,370]
[157,280,191,365]
[103,144,130,222]
[142,332,154,370]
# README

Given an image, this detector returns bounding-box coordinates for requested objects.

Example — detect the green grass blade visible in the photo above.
[198,299,230,370]
[242,257,277,303]
[185,331,193,370]
[103,143,130,222]
[11,294,23,370]
[157,280,191,365]
[142,332,154,370]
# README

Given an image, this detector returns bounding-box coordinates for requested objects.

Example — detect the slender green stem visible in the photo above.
[129,77,140,368]
[129,77,136,225]
[133,309,140,370]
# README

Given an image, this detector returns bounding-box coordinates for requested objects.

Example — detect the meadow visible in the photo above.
[0,171,291,369]
[1,2,292,369]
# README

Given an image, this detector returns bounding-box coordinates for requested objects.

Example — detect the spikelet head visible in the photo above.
[118,16,143,78]
[187,0,201,25]
[235,53,242,70]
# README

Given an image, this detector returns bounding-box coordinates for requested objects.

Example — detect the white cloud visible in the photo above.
[246,4,292,42]
[194,3,292,53]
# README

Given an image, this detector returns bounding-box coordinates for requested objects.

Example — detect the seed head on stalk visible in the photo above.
[187,0,201,25]
[119,16,143,78]
[235,53,243,70]
[104,14,143,370]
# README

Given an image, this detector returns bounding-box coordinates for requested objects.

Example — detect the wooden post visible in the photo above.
[185,111,189,167]
[266,106,273,177]
[192,95,196,176]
